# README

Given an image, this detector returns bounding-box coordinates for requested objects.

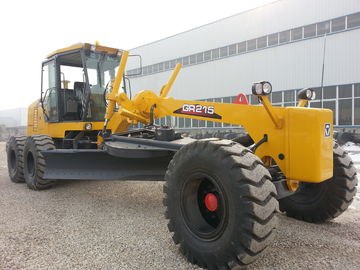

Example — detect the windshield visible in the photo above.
[56,50,120,122]
[84,52,120,121]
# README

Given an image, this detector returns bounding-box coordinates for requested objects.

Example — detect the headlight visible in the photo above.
[84,123,92,130]
[252,81,272,96]
[298,88,316,100]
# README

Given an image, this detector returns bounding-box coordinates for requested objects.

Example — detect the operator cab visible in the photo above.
[41,43,122,122]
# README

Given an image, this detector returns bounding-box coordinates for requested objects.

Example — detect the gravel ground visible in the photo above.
[0,142,359,270]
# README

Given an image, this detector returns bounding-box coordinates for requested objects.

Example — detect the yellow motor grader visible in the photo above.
[6,43,357,269]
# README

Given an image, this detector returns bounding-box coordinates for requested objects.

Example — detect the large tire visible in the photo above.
[279,143,358,223]
[163,139,278,269]
[6,136,27,183]
[23,135,56,190]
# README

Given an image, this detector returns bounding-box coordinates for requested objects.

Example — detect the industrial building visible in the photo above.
[127,0,360,130]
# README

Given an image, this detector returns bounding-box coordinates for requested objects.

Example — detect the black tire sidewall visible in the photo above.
[23,137,39,186]
[166,142,259,262]
[6,136,25,182]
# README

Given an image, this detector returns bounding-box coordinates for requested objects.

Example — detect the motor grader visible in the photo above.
[6,43,357,269]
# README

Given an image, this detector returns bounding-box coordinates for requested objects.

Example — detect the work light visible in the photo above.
[84,123,93,130]
[252,81,272,95]
[298,88,316,100]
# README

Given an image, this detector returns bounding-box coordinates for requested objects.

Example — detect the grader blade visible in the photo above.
[41,149,172,181]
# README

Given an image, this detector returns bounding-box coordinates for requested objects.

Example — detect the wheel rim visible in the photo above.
[181,172,228,241]
[9,150,16,173]
[26,151,35,177]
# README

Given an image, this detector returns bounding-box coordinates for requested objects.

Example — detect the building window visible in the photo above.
[268,33,278,46]
[279,30,290,43]
[257,36,267,48]
[339,84,352,98]
[304,24,316,38]
[312,87,322,100]
[250,95,260,105]
[317,21,330,35]
[229,44,237,55]
[207,121,214,127]
[284,102,295,107]
[291,27,303,41]
[310,102,321,108]
[176,58,182,64]
[190,54,196,64]
[247,39,257,51]
[166,116,171,126]
[212,48,220,59]
[220,46,228,57]
[347,12,360,28]
[323,86,336,99]
[272,91,282,103]
[148,65,153,73]
[323,100,336,124]
[355,99,360,125]
[284,90,295,102]
[331,16,346,32]
[182,56,189,66]
[192,119,199,128]
[142,66,148,75]
[238,41,246,53]
[196,52,204,63]
[355,83,360,97]
[185,118,191,128]
[170,60,176,68]
[159,62,164,71]
[223,97,231,103]
[164,61,169,70]
[204,50,211,61]
[338,99,352,125]
[178,117,184,128]
[153,64,159,73]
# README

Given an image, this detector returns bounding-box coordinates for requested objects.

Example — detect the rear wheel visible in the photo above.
[23,135,56,190]
[163,139,278,269]
[279,143,358,223]
[6,136,27,183]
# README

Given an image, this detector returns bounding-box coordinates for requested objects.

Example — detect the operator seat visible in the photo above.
[73,82,86,119]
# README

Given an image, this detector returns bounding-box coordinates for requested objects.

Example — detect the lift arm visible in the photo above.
[103,60,333,185]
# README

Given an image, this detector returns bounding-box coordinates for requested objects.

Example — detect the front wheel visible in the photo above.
[23,135,56,190]
[279,143,358,223]
[163,139,278,269]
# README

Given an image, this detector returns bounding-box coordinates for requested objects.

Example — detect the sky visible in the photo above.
[0,0,276,110]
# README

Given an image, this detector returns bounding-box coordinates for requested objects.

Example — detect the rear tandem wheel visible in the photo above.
[6,136,27,183]
[163,139,278,269]
[23,135,56,190]
[279,142,358,223]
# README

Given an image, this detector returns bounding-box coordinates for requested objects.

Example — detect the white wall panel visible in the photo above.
[129,0,360,66]
[129,29,360,100]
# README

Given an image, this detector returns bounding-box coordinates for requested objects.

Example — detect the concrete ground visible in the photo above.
[0,142,359,270]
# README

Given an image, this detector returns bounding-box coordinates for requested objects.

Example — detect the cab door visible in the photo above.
[41,60,59,122]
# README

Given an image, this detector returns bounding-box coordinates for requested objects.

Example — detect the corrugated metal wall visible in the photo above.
[127,0,360,100]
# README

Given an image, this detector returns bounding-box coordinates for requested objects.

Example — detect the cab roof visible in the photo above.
[46,43,123,59]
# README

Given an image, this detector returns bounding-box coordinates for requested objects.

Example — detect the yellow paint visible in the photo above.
[160,64,182,98]
[287,180,299,192]
[47,43,122,59]
[29,44,334,185]
[297,99,308,107]
[104,50,129,123]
